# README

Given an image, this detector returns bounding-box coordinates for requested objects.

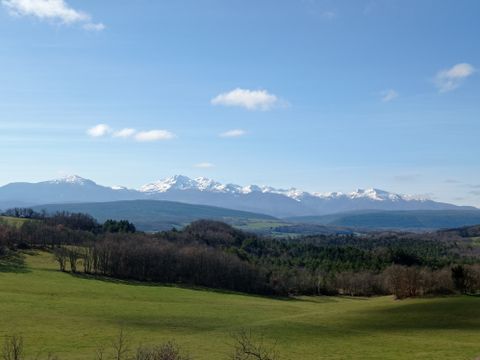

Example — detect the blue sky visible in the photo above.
[0,0,479,206]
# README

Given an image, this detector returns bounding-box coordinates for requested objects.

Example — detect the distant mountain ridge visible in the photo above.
[31,200,277,232]
[139,175,423,201]
[0,174,476,218]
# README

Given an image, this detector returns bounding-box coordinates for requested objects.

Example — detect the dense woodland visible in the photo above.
[1,208,480,298]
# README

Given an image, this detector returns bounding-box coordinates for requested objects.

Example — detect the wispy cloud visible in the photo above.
[134,130,175,142]
[2,0,104,30]
[113,128,136,138]
[87,124,111,137]
[88,125,175,142]
[83,22,105,31]
[381,89,399,102]
[194,162,215,169]
[434,63,476,93]
[444,179,461,184]
[211,88,280,111]
[220,129,246,138]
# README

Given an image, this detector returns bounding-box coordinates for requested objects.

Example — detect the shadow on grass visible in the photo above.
[67,271,332,303]
[105,313,236,333]
[0,251,30,273]
[342,296,480,332]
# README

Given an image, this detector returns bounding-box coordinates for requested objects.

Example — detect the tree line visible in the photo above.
[54,235,271,295]
[2,209,480,298]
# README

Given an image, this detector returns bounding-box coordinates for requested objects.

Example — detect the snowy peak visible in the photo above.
[194,177,223,191]
[241,185,263,194]
[314,191,346,198]
[141,175,210,193]
[140,175,310,199]
[138,175,414,203]
[349,188,402,201]
[312,188,412,202]
[141,175,246,194]
[218,183,243,194]
[47,175,96,186]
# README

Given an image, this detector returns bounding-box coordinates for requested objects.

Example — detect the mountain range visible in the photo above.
[0,175,476,218]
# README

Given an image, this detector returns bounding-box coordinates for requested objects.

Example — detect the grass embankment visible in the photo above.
[0,252,479,360]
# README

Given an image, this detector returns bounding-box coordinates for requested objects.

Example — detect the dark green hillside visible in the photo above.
[287,210,480,230]
[32,200,278,231]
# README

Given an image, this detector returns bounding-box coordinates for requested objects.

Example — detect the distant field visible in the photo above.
[471,237,480,246]
[1,252,480,359]
[0,216,29,228]
[233,219,292,234]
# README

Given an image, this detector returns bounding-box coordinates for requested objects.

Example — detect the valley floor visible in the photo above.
[1,252,480,360]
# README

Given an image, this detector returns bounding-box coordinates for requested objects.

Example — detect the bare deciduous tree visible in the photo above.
[2,335,24,360]
[67,249,80,273]
[53,248,68,272]
[112,329,130,360]
[93,344,105,360]
[134,341,190,360]
[231,331,279,360]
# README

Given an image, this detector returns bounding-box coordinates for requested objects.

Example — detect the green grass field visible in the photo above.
[0,216,30,228]
[1,252,480,360]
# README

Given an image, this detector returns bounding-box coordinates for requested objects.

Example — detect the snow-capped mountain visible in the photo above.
[140,175,307,198]
[137,175,473,217]
[140,176,419,202]
[0,175,476,217]
[0,175,139,208]
[47,175,95,186]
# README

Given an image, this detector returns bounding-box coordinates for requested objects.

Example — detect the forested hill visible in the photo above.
[287,210,480,230]
[31,200,277,231]
[29,200,480,234]
[2,208,480,297]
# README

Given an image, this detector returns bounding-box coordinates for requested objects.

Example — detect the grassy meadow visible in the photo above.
[0,216,30,228]
[1,252,480,360]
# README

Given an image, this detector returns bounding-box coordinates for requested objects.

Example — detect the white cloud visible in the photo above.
[211,88,279,111]
[2,0,104,30]
[87,125,175,142]
[381,89,399,102]
[220,129,246,138]
[113,128,136,138]
[83,22,105,31]
[194,162,215,169]
[87,124,111,137]
[134,130,175,142]
[434,63,476,93]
